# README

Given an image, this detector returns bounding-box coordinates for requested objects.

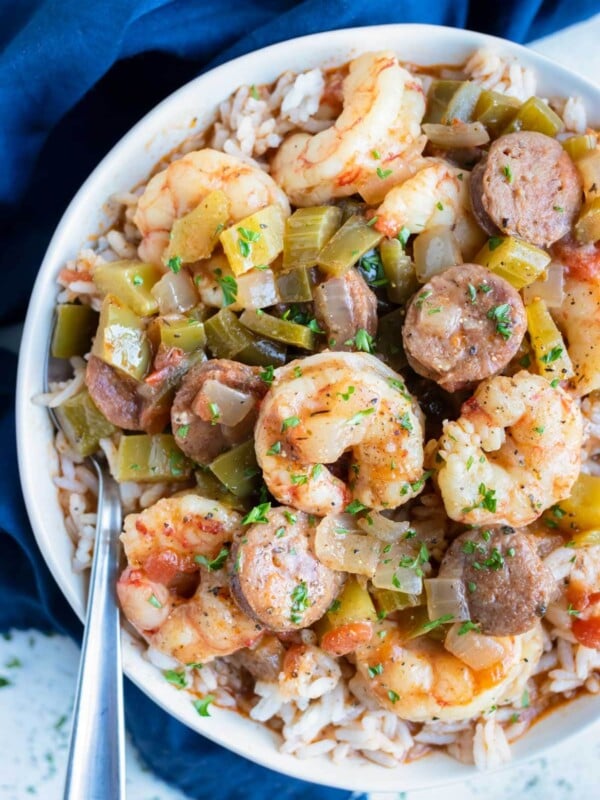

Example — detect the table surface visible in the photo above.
[3,13,600,800]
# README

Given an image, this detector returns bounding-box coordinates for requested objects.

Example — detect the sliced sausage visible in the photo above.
[470,131,582,247]
[439,528,558,636]
[171,359,268,464]
[230,635,286,681]
[85,354,170,433]
[402,263,527,392]
[229,507,344,632]
[314,269,377,350]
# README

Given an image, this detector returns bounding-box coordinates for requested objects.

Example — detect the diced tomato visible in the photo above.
[572,616,600,649]
[552,238,600,282]
[321,621,373,656]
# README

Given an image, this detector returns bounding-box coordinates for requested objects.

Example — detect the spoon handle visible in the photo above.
[63,461,125,800]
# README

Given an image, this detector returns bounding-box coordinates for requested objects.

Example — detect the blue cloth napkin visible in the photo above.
[0,1,597,797]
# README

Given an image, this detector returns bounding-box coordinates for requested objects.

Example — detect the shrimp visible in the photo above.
[254,351,425,516]
[435,371,583,527]
[374,159,463,238]
[133,148,290,264]
[552,273,600,397]
[270,51,426,207]
[355,621,543,722]
[117,494,262,664]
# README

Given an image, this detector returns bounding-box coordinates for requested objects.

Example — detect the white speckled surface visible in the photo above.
[2,13,600,800]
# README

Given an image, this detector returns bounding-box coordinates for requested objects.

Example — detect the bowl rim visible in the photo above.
[16,22,600,792]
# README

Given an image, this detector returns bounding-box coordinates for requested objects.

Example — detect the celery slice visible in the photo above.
[209,440,260,497]
[116,434,192,482]
[317,215,383,277]
[282,206,342,271]
[93,260,162,316]
[526,297,574,382]
[51,304,99,359]
[474,236,550,290]
[164,189,230,265]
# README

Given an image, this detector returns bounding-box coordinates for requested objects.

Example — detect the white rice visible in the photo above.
[41,46,599,770]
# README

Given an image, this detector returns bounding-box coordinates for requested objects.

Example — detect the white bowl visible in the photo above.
[16,23,600,792]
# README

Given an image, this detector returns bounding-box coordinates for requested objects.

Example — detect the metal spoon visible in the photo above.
[45,347,126,800]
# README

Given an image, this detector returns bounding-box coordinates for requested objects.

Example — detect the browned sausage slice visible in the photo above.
[171,359,268,464]
[470,131,582,247]
[468,157,500,237]
[314,269,377,350]
[402,263,527,392]
[439,528,558,636]
[230,507,344,632]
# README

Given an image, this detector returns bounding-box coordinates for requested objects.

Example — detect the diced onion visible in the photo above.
[357,512,411,543]
[372,541,423,594]
[199,380,255,427]
[151,269,198,314]
[424,577,470,622]
[235,269,279,310]
[422,121,490,149]
[313,277,355,345]
[314,515,380,576]
[444,622,506,670]
[413,225,463,283]
[522,261,565,309]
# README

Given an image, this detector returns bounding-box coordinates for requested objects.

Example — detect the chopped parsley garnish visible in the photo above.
[462,483,497,514]
[436,201,444,211]
[347,406,376,425]
[550,378,560,388]
[194,546,229,572]
[521,689,530,708]
[259,365,275,385]
[267,441,282,456]
[366,215,379,227]
[421,614,454,633]
[376,167,392,179]
[467,283,477,304]
[458,621,481,636]
[398,542,429,578]
[148,594,162,609]
[167,256,182,273]
[193,695,215,717]
[281,415,300,432]
[168,449,186,477]
[567,604,581,617]
[242,502,271,525]
[427,307,442,315]
[372,149,381,160]
[250,84,260,100]
[502,164,513,182]
[519,353,532,368]
[275,527,286,538]
[208,402,221,423]
[311,463,324,479]
[467,581,477,593]
[132,274,143,286]
[553,205,564,212]
[367,663,384,677]
[345,500,369,515]
[290,473,308,486]
[415,290,432,308]
[403,470,433,495]
[388,377,410,399]
[397,226,410,246]
[398,412,413,431]
[337,386,355,401]
[164,669,187,689]
[238,226,261,242]
[387,690,399,703]
[357,250,387,287]
[534,426,545,434]
[541,345,564,364]
[488,236,504,251]
[354,328,375,353]
[307,319,324,333]
[177,424,190,439]
[214,268,238,306]
[328,599,342,613]
[284,510,297,524]
[487,303,513,340]
[293,365,303,378]
[290,581,310,624]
